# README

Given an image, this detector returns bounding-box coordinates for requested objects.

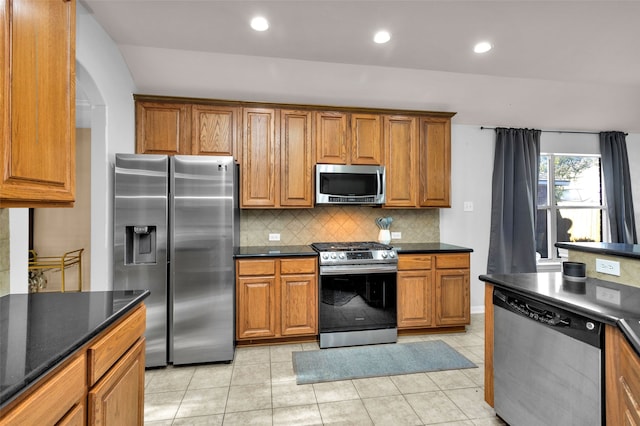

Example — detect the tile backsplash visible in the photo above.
[240,206,439,246]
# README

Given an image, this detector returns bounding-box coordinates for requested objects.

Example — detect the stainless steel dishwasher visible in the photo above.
[493,288,603,426]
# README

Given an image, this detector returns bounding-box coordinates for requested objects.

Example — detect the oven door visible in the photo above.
[319,265,397,333]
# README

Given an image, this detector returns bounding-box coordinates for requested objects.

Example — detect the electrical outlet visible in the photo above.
[391,232,402,240]
[595,258,620,276]
[268,233,280,241]
[463,201,474,212]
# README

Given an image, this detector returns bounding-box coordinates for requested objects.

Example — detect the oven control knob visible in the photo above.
[339,254,345,259]
[321,254,329,260]
[389,252,395,258]
[381,252,388,258]
[331,254,337,259]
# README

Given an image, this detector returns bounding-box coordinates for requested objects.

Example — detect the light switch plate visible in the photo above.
[268,233,280,241]
[463,201,474,212]
[595,258,620,276]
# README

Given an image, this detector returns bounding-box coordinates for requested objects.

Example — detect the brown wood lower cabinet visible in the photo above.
[397,253,470,331]
[606,324,640,425]
[236,257,317,342]
[0,304,146,426]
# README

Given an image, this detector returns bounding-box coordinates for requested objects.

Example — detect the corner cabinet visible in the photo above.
[236,257,317,342]
[397,252,470,331]
[0,0,76,208]
[0,304,146,426]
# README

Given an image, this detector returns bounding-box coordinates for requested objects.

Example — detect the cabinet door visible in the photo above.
[351,113,382,165]
[241,108,277,207]
[88,338,145,426]
[192,105,238,157]
[397,270,433,328]
[280,110,314,207]
[236,276,277,339]
[0,0,76,207]
[136,101,191,155]
[419,117,451,207]
[434,269,470,326]
[315,111,348,164]
[280,274,317,336]
[384,116,418,207]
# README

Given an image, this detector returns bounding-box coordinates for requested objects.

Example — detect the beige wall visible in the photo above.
[0,209,8,296]
[32,129,92,292]
[240,206,439,246]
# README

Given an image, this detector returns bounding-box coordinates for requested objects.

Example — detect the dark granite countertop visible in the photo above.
[0,290,149,409]
[235,245,318,258]
[393,243,473,254]
[619,317,640,357]
[480,272,640,356]
[556,242,640,260]
[236,243,472,258]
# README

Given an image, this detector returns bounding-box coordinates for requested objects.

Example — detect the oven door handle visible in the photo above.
[319,264,398,275]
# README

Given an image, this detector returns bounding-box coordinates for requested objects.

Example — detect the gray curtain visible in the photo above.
[487,128,541,274]
[600,131,638,243]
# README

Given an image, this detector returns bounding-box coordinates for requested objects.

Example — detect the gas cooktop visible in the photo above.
[310,241,397,266]
[310,242,393,252]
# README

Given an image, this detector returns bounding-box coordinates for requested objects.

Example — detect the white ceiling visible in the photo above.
[81,0,640,132]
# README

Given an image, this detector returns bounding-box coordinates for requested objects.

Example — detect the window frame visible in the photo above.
[536,152,608,263]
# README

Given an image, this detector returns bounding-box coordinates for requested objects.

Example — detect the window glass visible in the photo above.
[536,154,604,261]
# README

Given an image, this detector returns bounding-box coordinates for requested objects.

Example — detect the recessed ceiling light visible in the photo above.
[250,16,269,32]
[474,41,492,53]
[374,30,391,44]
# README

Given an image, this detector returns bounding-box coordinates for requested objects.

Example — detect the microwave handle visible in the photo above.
[377,169,383,195]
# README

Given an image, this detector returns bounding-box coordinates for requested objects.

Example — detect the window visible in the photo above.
[536,154,607,261]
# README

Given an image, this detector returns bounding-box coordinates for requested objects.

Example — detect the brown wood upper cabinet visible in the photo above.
[315,112,383,165]
[136,101,238,157]
[280,110,314,207]
[385,115,452,208]
[136,101,191,155]
[0,0,76,208]
[242,108,314,208]
[191,105,238,156]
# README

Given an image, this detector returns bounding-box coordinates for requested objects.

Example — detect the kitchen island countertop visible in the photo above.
[0,289,149,409]
[556,241,640,260]
[480,272,640,356]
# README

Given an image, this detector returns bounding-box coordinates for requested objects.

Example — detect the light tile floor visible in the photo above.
[144,314,505,425]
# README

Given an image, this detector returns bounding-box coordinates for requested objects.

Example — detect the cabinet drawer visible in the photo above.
[398,254,432,270]
[280,257,317,275]
[87,304,146,386]
[237,259,277,276]
[435,253,469,269]
[0,354,86,426]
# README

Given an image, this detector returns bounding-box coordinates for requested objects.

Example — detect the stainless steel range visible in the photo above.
[311,242,398,348]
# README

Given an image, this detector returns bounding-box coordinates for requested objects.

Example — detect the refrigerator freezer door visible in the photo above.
[114,154,169,368]
[171,156,236,364]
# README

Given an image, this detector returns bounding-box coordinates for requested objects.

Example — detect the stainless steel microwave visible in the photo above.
[315,164,385,205]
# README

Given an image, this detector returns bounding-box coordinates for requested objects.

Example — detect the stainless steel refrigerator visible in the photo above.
[113,154,238,367]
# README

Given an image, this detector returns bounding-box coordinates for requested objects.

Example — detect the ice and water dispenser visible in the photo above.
[125,225,157,264]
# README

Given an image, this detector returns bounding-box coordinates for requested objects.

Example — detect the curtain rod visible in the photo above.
[479,126,628,136]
